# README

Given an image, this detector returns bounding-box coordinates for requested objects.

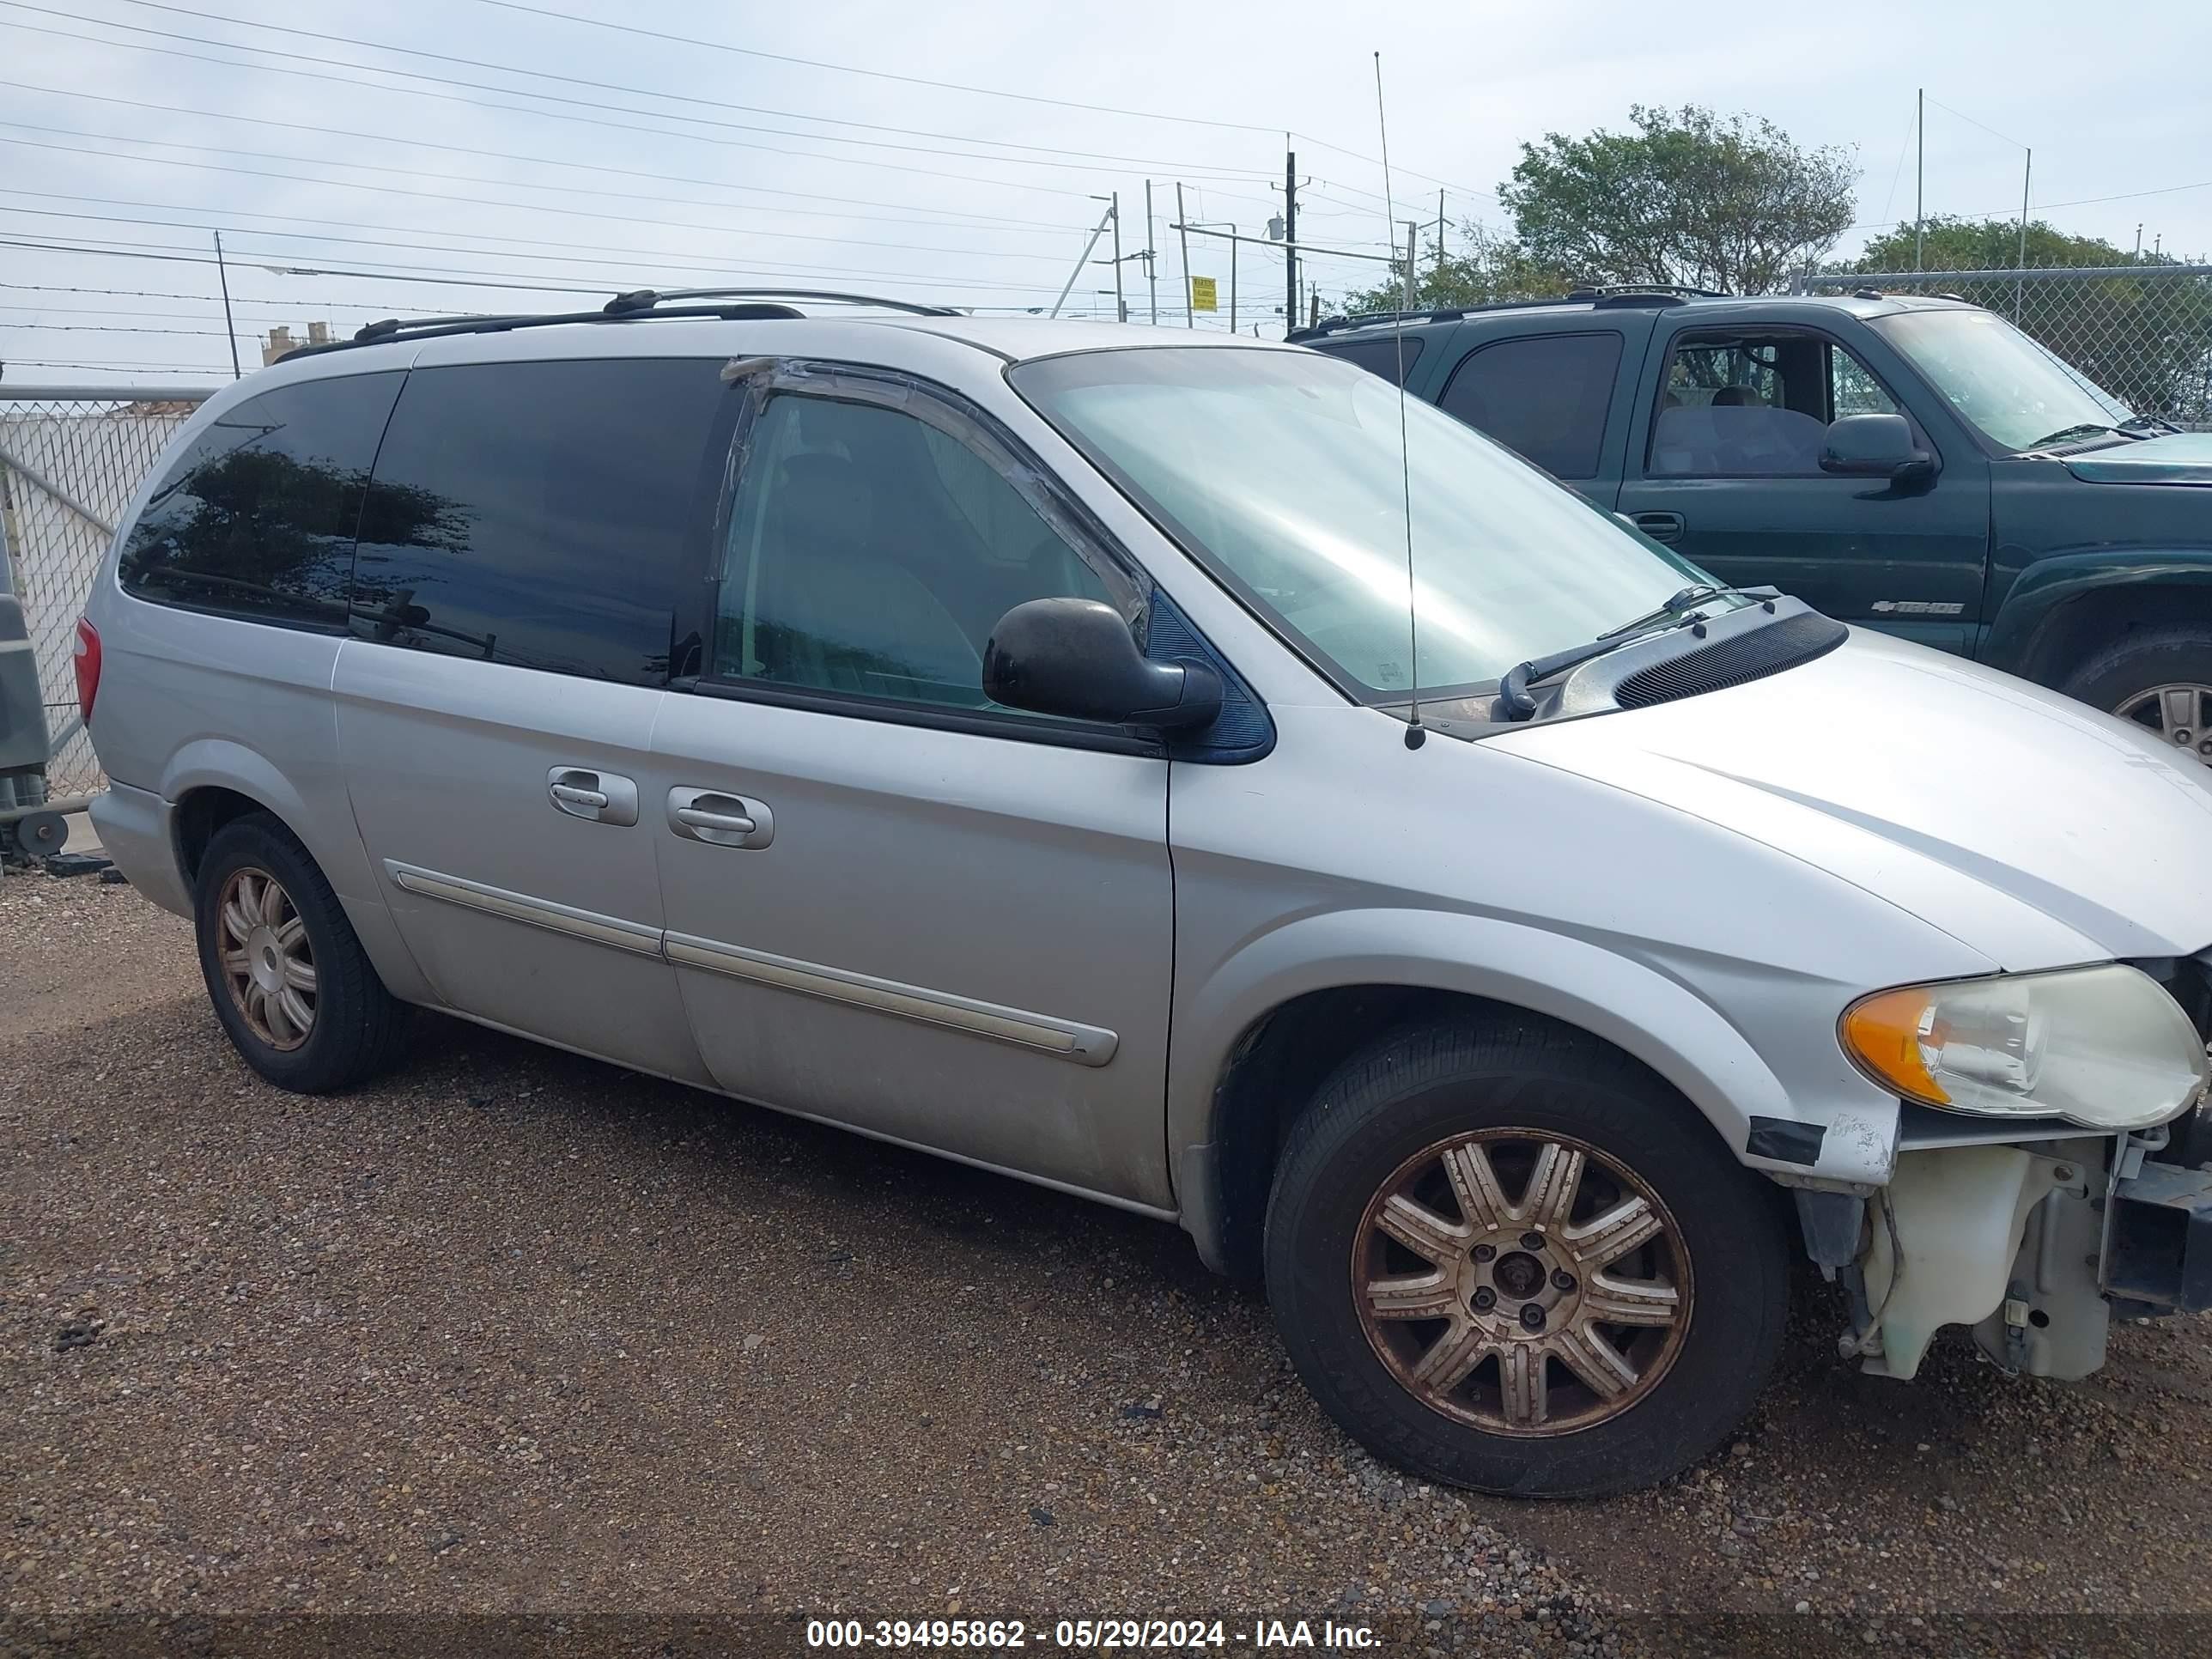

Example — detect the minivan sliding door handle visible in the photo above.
[547,767,638,825]
[667,786,775,849]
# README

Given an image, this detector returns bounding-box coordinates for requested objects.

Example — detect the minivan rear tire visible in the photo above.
[1263,1022,1789,1498]
[193,814,407,1092]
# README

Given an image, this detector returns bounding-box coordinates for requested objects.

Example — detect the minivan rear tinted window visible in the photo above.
[118,372,403,629]
[350,358,732,685]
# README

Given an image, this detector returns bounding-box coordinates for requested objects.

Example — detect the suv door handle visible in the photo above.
[1631,510,1686,544]
[547,767,638,825]
[667,787,774,849]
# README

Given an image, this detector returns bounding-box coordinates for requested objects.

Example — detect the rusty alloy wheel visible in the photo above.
[214,866,319,1052]
[1352,1127,1692,1436]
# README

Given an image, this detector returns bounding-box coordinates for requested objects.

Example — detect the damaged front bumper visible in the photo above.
[1800,1108,2212,1383]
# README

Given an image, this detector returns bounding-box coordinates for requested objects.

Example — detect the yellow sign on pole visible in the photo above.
[1189,276,1218,313]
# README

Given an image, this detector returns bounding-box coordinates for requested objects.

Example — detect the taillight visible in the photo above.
[72,617,101,725]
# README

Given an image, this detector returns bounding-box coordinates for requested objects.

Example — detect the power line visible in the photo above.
[1,14,1103,199]
[94,0,1280,177]
[473,0,1285,136]
[0,277,441,310]
[0,132,1085,264]
[0,81,1083,236]
[0,225,1080,301]
[0,196,1083,294]
[0,319,230,334]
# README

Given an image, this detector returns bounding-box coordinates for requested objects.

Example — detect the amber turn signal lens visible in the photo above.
[1840,987,1951,1104]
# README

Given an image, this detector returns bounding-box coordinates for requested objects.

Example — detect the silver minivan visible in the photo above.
[81,292,2212,1498]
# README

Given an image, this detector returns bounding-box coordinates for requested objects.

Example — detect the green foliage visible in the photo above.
[1500,105,1857,295]
[1334,224,1574,319]
[1856,217,2212,422]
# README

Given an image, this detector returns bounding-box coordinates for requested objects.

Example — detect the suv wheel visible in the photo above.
[193,814,406,1092]
[1264,1023,1788,1498]
[2060,628,2212,764]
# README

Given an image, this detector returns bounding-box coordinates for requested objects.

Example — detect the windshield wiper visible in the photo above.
[2118,414,2183,436]
[1496,586,1729,721]
[2023,422,2137,450]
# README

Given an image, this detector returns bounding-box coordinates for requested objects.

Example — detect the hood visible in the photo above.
[1490,629,2212,968]
[2064,430,2212,486]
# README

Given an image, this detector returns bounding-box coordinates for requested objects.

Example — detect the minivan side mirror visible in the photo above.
[983,598,1223,730]
[1820,412,1934,483]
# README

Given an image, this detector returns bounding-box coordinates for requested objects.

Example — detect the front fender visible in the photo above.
[1984,550,2212,677]
[1166,906,1902,1190]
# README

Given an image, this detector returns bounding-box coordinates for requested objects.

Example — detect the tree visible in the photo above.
[1334,222,1573,318]
[1856,217,2212,422]
[1499,106,1857,295]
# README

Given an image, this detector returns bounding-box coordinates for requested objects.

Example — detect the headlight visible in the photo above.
[1840,963,2209,1130]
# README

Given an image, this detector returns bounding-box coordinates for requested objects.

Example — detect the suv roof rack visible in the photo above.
[278,288,964,362]
[1289,283,1735,342]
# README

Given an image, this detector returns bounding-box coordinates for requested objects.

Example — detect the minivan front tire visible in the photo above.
[1263,1022,1788,1498]
[193,814,406,1092]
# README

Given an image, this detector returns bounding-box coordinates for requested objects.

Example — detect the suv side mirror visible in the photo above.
[1820,412,1933,483]
[983,598,1223,730]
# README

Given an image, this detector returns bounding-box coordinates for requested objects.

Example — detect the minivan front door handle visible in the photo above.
[1631,510,1686,544]
[548,766,639,825]
[667,786,775,849]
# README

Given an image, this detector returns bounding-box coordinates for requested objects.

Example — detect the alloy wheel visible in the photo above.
[2115,682,2212,763]
[1352,1128,1692,1436]
[216,866,318,1052]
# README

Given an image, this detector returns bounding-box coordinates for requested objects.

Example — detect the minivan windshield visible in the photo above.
[1011,346,1716,697]
[1872,307,2134,452]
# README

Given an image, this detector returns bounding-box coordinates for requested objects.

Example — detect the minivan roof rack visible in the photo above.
[277,287,965,362]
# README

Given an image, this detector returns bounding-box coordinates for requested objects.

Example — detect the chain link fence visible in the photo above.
[1796,261,2212,429]
[0,386,213,805]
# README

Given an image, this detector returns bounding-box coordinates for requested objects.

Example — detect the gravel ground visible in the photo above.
[6,871,2212,1657]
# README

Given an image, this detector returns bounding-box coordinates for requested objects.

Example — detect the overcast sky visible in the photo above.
[4,0,2209,386]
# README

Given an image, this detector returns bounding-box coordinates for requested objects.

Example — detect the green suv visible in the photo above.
[1298,289,2212,756]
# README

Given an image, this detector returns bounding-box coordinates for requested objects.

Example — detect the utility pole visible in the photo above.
[2015,148,2032,320]
[1053,199,1117,319]
[213,229,241,379]
[1144,180,1158,325]
[1437,188,1446,276]
[1229,232,1237,334]
[1110,191,1124,320]
[1400,220,1420,308]
[1176,182,1194,329]
[1914,88,1924,273]
[1283,142,1298,340]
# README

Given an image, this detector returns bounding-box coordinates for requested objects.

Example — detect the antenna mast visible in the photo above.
[1373,52,1424,750]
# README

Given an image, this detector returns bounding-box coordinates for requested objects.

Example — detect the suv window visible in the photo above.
[713,392,1112,711]
[1437,332,1622,479]
[350,359,731,685]
[1651,332,1900,477]
[1315,335,1426,386]
[118,372,403,628]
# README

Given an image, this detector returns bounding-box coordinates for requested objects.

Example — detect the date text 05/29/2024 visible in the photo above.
[804,1618,1379,1650]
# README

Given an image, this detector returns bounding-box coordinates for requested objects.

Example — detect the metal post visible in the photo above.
[1111,191,1124,321]
[1229,232,1237,333]
[1401,220,1419,307]
[1283,143,1298,339]
[1176,183,1194,329]
[1144,179,1158,325]
[213,229,242,379]
[1052,201,1115,319]
[2015,148,2032,320]
[1437,188,1446,275]
[1914,88,1924,273]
